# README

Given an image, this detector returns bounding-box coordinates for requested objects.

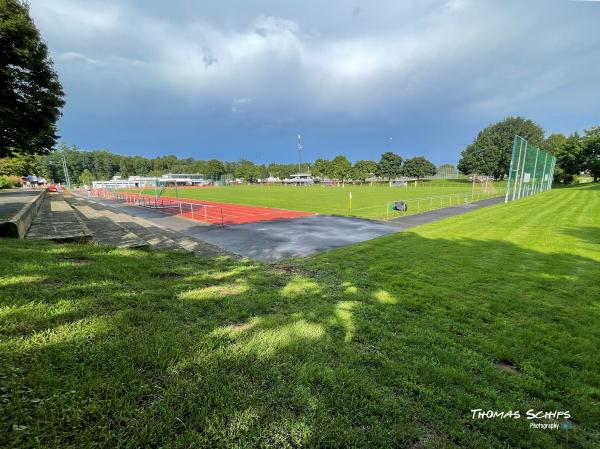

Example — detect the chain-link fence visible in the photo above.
[505,135,556,202]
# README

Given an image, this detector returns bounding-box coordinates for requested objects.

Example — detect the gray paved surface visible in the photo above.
[82,194,505,261]
[386,197,504,229]
[187,216,399,261]
[26,193,92,242]
[65,195,149,248]
[0,189,40,221]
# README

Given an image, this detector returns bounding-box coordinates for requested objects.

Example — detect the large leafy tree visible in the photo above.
[327,155,352,181]
[311,158,331,178]
[234,160,264,182]
[543,133,567,156]
[267,163,300,179]
[402,156,436,179]
[351,160,377,182]
[0,151,38,175]
[205,159,225,179]
[582,127,600,182]
[78,169,94,187]
[376,152,403,179]
[0,0,64,157]
[458,117,544,179]
[544,133,583,184]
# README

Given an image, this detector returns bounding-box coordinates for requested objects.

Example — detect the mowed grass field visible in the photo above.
[133,179,505,219]
[1,183,599,448]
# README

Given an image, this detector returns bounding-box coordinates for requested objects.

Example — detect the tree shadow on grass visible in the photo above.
[1,232,599,448]
[562,226,600,245]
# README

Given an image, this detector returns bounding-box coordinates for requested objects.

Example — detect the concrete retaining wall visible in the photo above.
[0,189,47,238]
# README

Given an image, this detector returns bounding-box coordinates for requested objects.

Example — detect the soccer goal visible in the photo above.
[505,135,556,203]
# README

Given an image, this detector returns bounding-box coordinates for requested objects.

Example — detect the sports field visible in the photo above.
[132,179,505,220]
[1,183,598,448]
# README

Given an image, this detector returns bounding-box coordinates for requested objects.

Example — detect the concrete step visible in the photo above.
[25,193,92,242]
[0,189,47,238]
[68,193,232,257]
[65,196,149,249]
[67,194,200,252]
[98,210,185,251]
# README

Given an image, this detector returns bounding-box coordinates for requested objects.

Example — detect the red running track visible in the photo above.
[104,191,313,225]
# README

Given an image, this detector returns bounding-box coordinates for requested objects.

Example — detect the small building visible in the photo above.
[92,173,208,189]
[284,173,314,186]
[160,173,207,186]
[93,176,157,189]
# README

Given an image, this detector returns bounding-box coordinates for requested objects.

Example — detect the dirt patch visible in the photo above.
[272,264,318,277]
[495,359,520,374]
[227,321,255,333]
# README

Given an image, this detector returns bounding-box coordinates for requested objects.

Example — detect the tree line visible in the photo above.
[458,117,600,183]
[0,143,439,185]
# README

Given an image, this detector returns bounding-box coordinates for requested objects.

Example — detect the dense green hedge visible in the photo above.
[0,175,20,189]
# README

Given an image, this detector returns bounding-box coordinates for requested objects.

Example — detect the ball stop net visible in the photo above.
[505,135,556,203]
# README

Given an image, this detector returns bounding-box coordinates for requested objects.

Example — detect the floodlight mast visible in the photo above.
[297,134,303,173]
[61,155,71,188]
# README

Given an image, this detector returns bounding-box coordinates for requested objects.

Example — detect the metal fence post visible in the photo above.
[512,137,525,201]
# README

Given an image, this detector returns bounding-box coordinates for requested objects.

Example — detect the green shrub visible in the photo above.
[0,175,21,189]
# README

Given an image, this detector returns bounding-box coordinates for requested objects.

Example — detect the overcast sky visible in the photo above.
[29,0,600,165]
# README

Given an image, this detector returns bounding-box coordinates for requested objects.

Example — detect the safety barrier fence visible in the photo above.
[85,189,225,226]
[383,190,501,219]
[342,189,501,220]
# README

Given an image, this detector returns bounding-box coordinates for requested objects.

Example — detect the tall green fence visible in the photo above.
[505,135,556,203]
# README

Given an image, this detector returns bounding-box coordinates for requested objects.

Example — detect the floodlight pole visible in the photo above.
[297,134,303,173]
[61,155,71,188]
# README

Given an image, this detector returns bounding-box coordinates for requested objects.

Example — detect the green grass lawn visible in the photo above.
[1,184,598,448]
[131,179,505,219]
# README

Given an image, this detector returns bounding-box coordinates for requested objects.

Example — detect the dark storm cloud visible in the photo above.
[27,0,600,163]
